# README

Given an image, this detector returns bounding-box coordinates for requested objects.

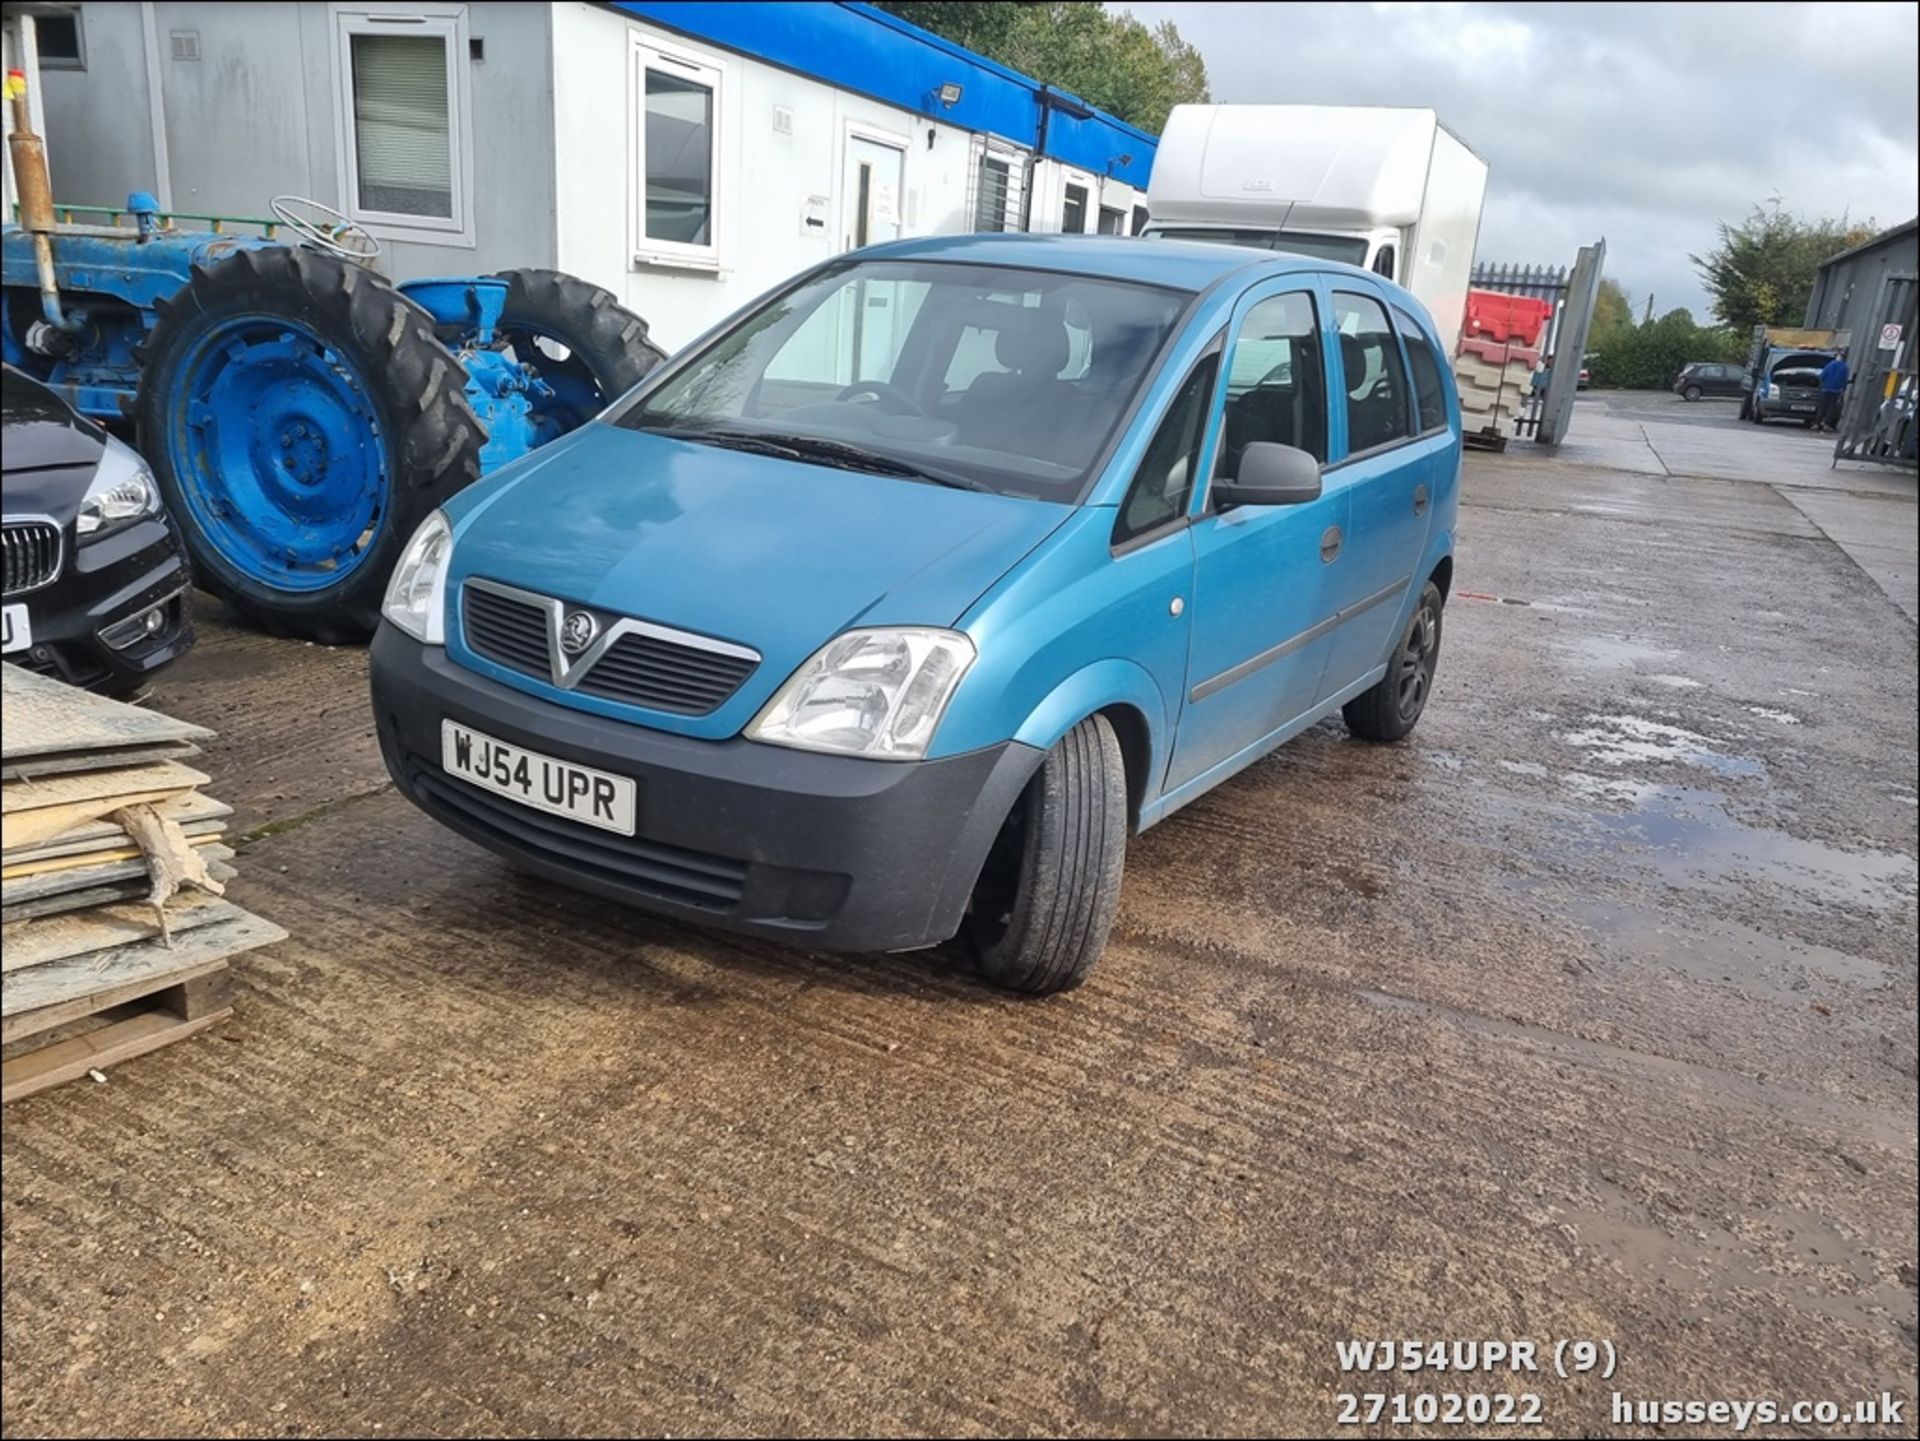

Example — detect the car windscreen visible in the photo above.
[1147,227,1370,266]
[614,260,1189,502]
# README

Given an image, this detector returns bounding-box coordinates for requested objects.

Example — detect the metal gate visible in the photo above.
[1472,246,1605,447]
[1833,273,1917,470]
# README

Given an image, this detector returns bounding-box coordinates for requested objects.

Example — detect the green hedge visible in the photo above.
[1587,311,1747,390]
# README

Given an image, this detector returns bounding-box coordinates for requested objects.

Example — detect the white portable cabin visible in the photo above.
[1143,105,1487,345]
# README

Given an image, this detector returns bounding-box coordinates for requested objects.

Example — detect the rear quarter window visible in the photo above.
[1394,307,1448,434]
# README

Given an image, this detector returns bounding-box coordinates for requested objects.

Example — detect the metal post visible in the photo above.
[1534,239,1606,447]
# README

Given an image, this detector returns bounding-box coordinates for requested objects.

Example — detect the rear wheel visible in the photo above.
[486,269,667,444]
[967,715,1128,995]
[136,246,483,641]
[1343,581,1444,743]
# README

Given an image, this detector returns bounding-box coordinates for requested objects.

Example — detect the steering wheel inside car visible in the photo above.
[835,380,926,416]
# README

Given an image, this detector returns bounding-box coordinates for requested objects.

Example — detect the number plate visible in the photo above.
[441,719,636,835]
[1,604,30,655]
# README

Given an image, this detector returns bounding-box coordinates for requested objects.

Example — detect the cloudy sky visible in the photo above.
[1115,1,1919,319]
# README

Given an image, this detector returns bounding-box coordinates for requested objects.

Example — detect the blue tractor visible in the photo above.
[5,109,662,642]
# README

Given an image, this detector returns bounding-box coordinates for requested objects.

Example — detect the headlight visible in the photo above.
[1766,383,1779,400]
[76,438,159,541]
[381,510,452,644]
[746,627,975,760]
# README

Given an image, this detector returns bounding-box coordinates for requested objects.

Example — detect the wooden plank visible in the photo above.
[3,740,202,781]
[3,831,222,880]
[1,909,283,1026]
[0,859,234,925]
[2,785,202,851]
[1,761,210,814]
[7,788,229,844]
[2,1006,232,1103]
[1,894,243,973]
[0,663,212,761]
[0,843,234,904]
[7,814,226,865]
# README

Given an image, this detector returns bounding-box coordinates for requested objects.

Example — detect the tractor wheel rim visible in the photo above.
[166,314,387,592]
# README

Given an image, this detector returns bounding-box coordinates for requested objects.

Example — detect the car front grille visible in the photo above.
[407,762,748,911]
[462,583,759,717]
[2,520,63,596]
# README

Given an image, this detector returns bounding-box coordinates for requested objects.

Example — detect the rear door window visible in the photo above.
[1333,291,1414,454]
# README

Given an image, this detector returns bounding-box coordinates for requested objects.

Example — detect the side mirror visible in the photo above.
[1213,442,1322,508]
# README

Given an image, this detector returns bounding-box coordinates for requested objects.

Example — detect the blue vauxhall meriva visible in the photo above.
[370,235,1460,994]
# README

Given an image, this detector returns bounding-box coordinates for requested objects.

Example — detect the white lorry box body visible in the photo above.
[1144,105,1488,345]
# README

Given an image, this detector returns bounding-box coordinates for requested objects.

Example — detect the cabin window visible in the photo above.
[334,10,474,245]
[632,40,725,268]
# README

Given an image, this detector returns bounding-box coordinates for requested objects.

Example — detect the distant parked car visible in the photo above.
[2,364,194,694]
[371,236,1463,994]
[1672,362,1747,400]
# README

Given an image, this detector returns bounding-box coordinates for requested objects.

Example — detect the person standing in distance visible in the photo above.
[1816,350,1850,432]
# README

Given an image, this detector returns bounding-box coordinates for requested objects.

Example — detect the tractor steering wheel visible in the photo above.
[270,195,383,262]
[835,379,926,416]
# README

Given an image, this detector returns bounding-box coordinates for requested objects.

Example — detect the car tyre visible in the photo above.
[968,714,1127,996]
[1343,581,1444,743]
[1682,384,1702,401]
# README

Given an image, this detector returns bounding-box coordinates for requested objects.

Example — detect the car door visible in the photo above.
[1165,280,1347,793]
[1318,289,1441,695]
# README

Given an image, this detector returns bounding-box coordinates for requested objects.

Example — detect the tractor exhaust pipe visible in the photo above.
[6,67,81,332]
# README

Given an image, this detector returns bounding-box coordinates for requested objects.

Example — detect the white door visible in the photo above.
[843,135,904,251]
[840,135,908,383]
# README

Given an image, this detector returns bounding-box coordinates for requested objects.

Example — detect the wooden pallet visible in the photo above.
[1,961,232,1104]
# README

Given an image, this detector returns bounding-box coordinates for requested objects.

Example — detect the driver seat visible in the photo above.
[957,309,1086,461]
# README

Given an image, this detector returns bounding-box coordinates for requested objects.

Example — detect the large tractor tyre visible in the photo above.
[136,246,483,643]
[1343,581,1444,743]
[488,269,668,443]
[967,715,1129,996]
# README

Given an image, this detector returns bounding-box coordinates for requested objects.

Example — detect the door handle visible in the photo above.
[1413,484,1429,516]
[1320,525,1343,564]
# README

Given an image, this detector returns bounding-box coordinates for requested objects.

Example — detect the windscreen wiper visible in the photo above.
[744,432,997,492]
[640,422,996,493]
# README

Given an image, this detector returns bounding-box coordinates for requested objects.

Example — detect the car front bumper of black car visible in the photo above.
[2,512,195,693]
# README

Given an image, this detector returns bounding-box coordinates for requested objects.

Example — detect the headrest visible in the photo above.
[1340,332,1370,393]
[996,309,1071,376]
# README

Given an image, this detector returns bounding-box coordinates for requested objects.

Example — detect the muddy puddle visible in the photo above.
[1562,713,1765,779]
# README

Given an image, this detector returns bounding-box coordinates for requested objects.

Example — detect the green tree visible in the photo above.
[1690,201,1876,331]
[1587,308,1748,390]
[1588,277,1634,341]
[875,2,1210,133]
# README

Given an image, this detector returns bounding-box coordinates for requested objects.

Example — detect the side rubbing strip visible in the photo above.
[1189,575,1412,703]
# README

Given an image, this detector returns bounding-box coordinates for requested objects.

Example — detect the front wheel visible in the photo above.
[967,714,1128,995]
[1682,384,1702,401]
[1343,581,1444,743]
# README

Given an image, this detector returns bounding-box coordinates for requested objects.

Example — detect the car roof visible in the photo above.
[853,232,1365,294]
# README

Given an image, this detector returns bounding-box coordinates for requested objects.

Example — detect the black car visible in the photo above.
[1672,361,1747,400]
[2,364,194,694]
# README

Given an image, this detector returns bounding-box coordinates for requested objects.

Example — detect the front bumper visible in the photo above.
[2,514,194,692]
[370,625,1044,952]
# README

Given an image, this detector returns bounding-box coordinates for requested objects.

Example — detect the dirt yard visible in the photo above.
[4,402,1915,1437]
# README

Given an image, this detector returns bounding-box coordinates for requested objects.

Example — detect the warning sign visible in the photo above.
[1878,322,1903,350]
